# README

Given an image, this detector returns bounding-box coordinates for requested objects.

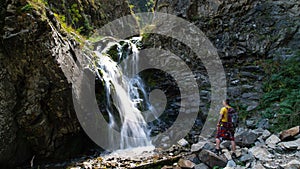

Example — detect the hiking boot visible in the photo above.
[214,148,222,155]
[232,152,237,159]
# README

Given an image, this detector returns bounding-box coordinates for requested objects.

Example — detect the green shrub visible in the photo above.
[260,53,300,132]
[21,4,33,12]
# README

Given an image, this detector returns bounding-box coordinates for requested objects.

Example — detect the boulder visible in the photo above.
[252,128,264,135]
[296,151,300,158]
[222,149,232,160]
[184,154,201,164]
[252,162,266,169]
[266,135,281,148]
[240,153,254,162]
[220,141,232,149]
[177,138,189,147]
[235,130,259,146]
[249,146,273,161]
[262,130,272,139]
[194,163,209,169]
[191,141,207,152]
[235,149,242,158]
[281,159,300,169]
[278,138,300,150]
[241,92,261,100]
[252,128,271,140]
[198,150,227,168]
[246,119,256,128]
[178,158,195,168]
[263,162,279,169]
[161,165,173,169]
[246,102,259,111]
[279,126,300,141]
[226,160,237,168]
[228,86,241,98]
[191,141,215,152]
[256,119,270,129]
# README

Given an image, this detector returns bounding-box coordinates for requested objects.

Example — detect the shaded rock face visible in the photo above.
[0,0,130,166]
[150,0,300,124]
[155,0,300,59]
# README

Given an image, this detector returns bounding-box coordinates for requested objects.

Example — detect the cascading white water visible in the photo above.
[93,37,153,149]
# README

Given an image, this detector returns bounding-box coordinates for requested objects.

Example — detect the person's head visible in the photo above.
[223,99,230,106]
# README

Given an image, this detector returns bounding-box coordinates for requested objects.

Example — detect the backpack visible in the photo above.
[226,107,239,128]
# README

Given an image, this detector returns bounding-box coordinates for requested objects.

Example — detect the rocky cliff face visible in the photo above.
[155,0,300,58]
[150,0,299,120]
[0,0,130,166]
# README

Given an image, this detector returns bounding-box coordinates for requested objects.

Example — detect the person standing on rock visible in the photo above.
[215,99,236,157]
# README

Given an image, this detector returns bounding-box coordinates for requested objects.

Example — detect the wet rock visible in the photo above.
[279,126,300,141]
[178,158,195,168]
[266,135,281,148]
[198,150,227,168]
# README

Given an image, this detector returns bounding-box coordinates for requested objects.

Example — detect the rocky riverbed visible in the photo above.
[32,126,300,169]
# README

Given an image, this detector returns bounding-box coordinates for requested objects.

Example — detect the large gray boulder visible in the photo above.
[198,150,227,168]
[235,130,259,147]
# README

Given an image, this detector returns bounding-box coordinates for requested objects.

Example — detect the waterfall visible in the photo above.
[93,37,153,149]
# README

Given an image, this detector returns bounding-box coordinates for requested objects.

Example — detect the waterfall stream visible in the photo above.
[93,37,154,150]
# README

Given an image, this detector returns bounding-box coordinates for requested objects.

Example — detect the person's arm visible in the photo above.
[217,107,225,125]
